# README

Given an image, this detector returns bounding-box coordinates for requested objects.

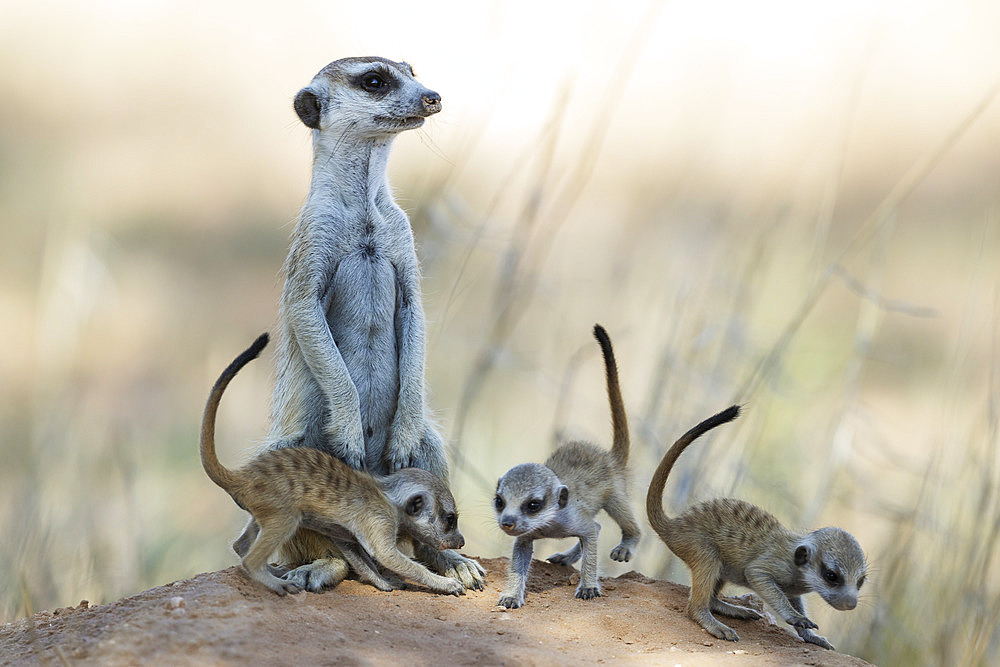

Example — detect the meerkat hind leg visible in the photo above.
[233,518,258,558]
[711,579,762,620]
[603,490,641,562]
[334,540,395,592]
[282,555,351,592]
[242,516,303,596]
[546,541,582,566]
[234,519,288,577]
[711,597,762,620]
[687,560,739,641]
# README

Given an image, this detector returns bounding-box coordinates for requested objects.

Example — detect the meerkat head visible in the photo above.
[380,468,464,551]
[293,56,441,138]
[493,463,569,537]
[794,527,868,611]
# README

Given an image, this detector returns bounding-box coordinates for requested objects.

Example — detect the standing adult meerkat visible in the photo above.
[266,57,484,591]
[646,405,867,650]
[493,324,641,608]
[202,333,468,597]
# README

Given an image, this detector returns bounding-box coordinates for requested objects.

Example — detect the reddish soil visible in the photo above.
[1,558,871,666]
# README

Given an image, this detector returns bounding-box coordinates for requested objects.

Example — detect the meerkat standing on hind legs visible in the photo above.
[646,405,868,650]
[260,57,484,591]
[493,324,641,608]
[201,333,468,597]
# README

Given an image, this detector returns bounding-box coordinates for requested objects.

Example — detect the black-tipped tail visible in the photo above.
[200,333,270,492]
[646,404,741,538]
[593,324,630,465]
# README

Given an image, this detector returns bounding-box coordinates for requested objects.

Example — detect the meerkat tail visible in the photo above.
[593,324,629,465]
[645,405,740,535]
[200,333,270,492]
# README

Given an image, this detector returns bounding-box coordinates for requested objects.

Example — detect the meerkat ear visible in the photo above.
[794,544,812,566]
[557,485,569,508]
[405,494,425,516]
[293,86,323,129]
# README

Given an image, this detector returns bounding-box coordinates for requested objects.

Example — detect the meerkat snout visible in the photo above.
[421,92,442,114]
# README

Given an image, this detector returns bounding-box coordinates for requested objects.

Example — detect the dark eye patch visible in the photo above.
[522,498,544,515]
[354,67,395,94]
[822,565,842,586]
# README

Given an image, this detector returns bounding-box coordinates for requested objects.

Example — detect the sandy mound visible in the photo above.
[1,557,870,666]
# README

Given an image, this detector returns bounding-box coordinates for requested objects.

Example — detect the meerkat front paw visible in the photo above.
[427,549,486,590]
[385,450,419,473]
[435,577,466,596]
[386,420,422,472]
[575,585,602,600]
[787,614,819,630]
[326,423,366,470]
[798,628,835,650]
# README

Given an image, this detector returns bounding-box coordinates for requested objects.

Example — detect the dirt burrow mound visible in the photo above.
[0,557,871,666]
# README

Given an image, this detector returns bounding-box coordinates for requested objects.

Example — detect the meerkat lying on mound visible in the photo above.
[264,56,483,591]
[493,324,641,608]
[201,333,467,596]
[646,405,867,649]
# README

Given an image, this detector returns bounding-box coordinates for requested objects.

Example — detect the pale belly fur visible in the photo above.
[326,246,399,469]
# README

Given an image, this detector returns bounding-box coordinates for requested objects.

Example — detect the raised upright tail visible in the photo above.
[200,333,270,493]
[593,324,630,466]
[645,405,741,536]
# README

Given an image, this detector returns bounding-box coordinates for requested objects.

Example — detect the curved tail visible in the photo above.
[645,405,740,536]
[200,333,270,492]
[593,324,630,466]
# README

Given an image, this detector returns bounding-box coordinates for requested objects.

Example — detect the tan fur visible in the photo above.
[646,406,867,649]
[201,334,466,597]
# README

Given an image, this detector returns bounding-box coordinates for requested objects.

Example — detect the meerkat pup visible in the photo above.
[646,405,867,649]
[266,56,483,590]
[201,333,467,597]
[493,324,641,608]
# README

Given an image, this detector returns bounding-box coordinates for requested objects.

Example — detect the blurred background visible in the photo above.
[2,0,999,663]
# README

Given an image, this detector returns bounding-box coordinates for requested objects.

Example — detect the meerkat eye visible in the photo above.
[493,495,505,511]
[857,575,866,589]
[444,513,457,531]
[360,72,385,92]
[405,494,424,516]
[822,567,841,585]
[523,499,543,514]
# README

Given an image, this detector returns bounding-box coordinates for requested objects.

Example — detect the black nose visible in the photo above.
[501,521,514,530]
[421,91,442,113]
